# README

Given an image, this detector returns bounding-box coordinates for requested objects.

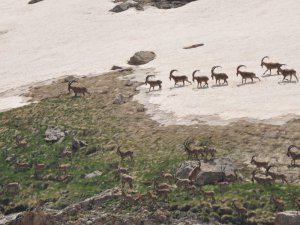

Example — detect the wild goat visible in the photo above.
[251,170,273,185]
[160,172,173,181]
[250,156,269,169]
[192,70,209,88]
[120,173,134,189]
[121,190,136,204]
[236,65,260,84]
[5,182,21,192]
[154,187,170,200]
[269,195,285,211]
[295,197,300,214]
[116,146,134,161]
[176,177,193,189]
[278,67,298,82]
[265,166,288,184]
[15,160,31,171]
[287,145,300,166]
[184,139,204,159]
[58,164,71,174]
[145,75,162,92]
[200,188,215,202]
[169,70,192,86]
[261,56,285,75]
[188,160,201,182]
[15,136,27,148]
[231,200,247,216]
[211,66,228,85]
[68,80,90,97]
[153,179,172,190]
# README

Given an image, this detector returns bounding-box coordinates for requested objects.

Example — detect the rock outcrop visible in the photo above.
[128,51,156,65]
[275,211,300,225]
[44,127,66,143]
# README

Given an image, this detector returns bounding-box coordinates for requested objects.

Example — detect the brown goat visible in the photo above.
[188,160,201,182]
[58,164,71,174]
[121,190,136,204]
[68,80,90,97]
[278,67,298,82]
[231,200,247,216]
[116,146,134,161]
[261,56,285,75]
[154,187,170,200]
[184,140,204,159]
[5,182,21,192]
[287,145,300,166]
[176,177,193,189]
[295,197,300,214]
[169,70,192,86]
[269,195,285,211]
[236,65,260,84]
[192,70,209,88]
[153,179,172,190]
[265,166,288,184]
[145,75,162,92]
[211,66,228,85]
[200,188,215,202]
[160,172,173,181]
[120,173,134,189]
[15,160,31,171]
[34,163,46,174]
[250,156,269,169]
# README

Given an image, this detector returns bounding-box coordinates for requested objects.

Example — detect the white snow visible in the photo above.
[1,0,300,125]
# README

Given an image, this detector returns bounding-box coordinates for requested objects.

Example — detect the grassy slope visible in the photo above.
[0,70,300,224]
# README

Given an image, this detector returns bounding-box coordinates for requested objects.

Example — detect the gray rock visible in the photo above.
[176,158,237,186]
[111,65,124,70]
[45,127,66,143]
[128,51,156,65]
[275,211,300,225]
[28,0,44,4]
[113,93,125,104]
[110,3,131,13]
[72,138,88,152]
[85,170,103,179]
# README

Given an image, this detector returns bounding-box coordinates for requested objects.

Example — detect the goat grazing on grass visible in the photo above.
[184,139,204,159]
[261,56,285,75]
[175,177,193,189]
[68,80,90,97]
[121,190,136,204]
[15,160,31,171]
[231,200,247,216]
[269,195,285,211]
[287,145,300,166]
[278,67,298,82]
[160,172,173,182]
[58,164,71,175]
[192,70,209,88]
[265,165,288,184]
[200,188,215,202]
[154,187,170,200]
[250,156,269,169]
[145,75,162,92]
[236,65,260,84]
[169,70,192,86]
[120,173,134,189]
[211,66,228,85]
[5,182,21,193]
[116,145,134,161]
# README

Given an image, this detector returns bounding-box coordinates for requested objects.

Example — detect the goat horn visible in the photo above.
[237,65,246,71]
[192,70,200,78]
[145,75,155,83]
[261,56,269,64]
[211,66,221,73]
[170,69,178,76]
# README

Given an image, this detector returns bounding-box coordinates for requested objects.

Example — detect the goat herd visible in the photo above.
[145,56,298,91]
[116,139,300,215]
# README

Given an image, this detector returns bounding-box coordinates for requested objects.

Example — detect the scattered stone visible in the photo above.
[110,2,131,13]
[113,93,126,104]
[28,0,44,4]
[124,80,134,86]
[85,171,103,179]
[44,127,66,143]
[275,211,300,225]
[128,51,156,65]
[111,65,124,70]
[183,43,204,49]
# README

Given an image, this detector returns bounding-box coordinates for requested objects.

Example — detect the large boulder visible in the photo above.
[275,211,300,225]
[128,51,156,65]
[176,158,237,186]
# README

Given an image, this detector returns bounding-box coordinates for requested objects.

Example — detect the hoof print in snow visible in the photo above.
[183,43,204,49]
[28,0,44,4]
[128,51,156,65]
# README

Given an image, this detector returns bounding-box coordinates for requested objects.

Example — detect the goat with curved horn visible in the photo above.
[211,66,228,85]
[192,70,209,88]
[236,65,260,84]
[261,56,285,75]
[145,75,162,92]
[169,70,192,86]
[68,80,90,97]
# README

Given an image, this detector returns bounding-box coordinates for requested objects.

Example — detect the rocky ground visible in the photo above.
[1,69,300,225]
